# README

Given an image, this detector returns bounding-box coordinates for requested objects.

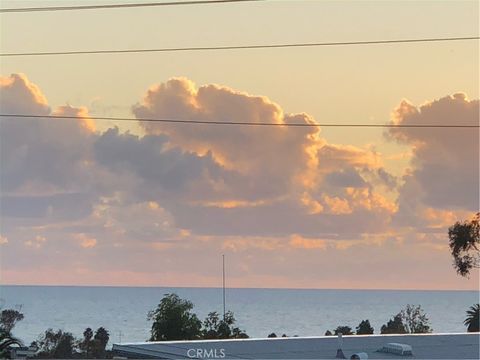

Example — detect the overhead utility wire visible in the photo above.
[1,36,477,57]
[1,114,477,128]
[0,0,265,13]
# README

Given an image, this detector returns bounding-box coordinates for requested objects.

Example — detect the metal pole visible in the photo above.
[222,254,226,320]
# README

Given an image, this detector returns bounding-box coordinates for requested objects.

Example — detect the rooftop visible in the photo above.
[113,332,480,359]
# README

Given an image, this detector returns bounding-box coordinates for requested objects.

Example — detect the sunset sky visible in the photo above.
[0,0,479,290]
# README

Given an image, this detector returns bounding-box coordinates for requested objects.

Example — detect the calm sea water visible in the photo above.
[0,286,478,345]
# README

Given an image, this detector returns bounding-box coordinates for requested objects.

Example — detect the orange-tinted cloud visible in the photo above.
[131,78,398,233]
[0,73,49,114]
[289,234,328,250]
[75,233,97,249]
[133,78,322,203]
[24,235,46,249]
[387,93,479,228]
[54,105,96,133]
[0,74,98,195]
[1,73,478,290]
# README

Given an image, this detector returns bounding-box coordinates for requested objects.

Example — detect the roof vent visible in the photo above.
[378,343,413,356]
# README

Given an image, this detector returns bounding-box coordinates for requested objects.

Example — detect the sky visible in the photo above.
[0,0,479,290]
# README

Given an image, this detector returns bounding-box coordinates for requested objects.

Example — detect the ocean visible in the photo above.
[0,286,478,345]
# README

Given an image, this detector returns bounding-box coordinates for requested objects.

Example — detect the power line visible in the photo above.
[2,36,478,57]
[1,114,478,128]
[1,36,478,58]
[0,0,265,13]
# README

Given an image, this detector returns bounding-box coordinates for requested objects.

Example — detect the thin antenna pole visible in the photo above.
[222,254,226,320]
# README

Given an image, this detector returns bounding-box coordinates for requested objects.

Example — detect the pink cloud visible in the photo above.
[1,74,478,290]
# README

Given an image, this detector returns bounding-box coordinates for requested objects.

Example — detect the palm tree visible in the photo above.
[0,329,23,358]
[464,304,480,332]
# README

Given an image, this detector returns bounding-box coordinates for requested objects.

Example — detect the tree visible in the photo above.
[381,305,432,334]
[401,304,432,333]
[324,330,333,336]
[203,311,223,339]
[148,293,202,341]
[0,329,23,359]
[333,326,354,335]
[203,311,248,339]
[36,329,77,359]
[267,333,277,338]
[92,327,109,358]
[53,333,76,359]
[79,327,93,357]
[381,314,407,334]
[0,309,24,333]
[448,212,479,277]
[464,304,479,332]
[356,320,374,335]
[36,328,60,357]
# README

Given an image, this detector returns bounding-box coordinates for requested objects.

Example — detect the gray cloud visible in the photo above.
[324,169,367,188]
[387,93,479,226]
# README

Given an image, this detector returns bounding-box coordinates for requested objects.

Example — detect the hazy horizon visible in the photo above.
[2,283,479,292]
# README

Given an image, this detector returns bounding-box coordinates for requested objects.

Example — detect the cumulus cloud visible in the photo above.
[86,197,187,246]
[0,75,396,242]
[2,73,477,289]
[0,73,49,115]
[387,93,479,227]
[94,127,244,203]
[132,78,322,202]
[0,74,97,195]
[130,77,397,237]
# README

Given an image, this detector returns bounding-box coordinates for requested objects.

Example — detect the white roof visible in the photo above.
[113,332,480,359]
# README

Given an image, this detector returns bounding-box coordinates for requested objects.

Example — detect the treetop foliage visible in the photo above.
[148,294,248,341]
[333,326,354,335]
[381,304,431,334]
[0,309,24,333]
[448,212,480,277]
[464,303,479,332]
[148,293,202,341]
[356,320,374,335]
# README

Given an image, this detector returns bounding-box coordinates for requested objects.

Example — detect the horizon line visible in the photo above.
[2,283,478,292]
